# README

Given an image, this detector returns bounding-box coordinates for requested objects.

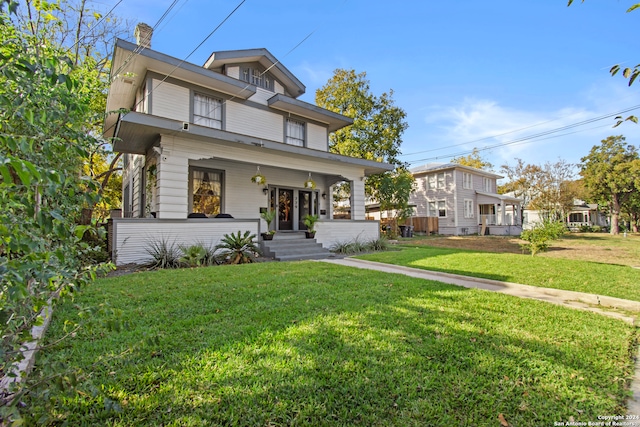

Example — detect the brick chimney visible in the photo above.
[134,23,153,49]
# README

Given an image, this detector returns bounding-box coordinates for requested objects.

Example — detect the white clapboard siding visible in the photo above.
[307,123,327,151]
[150,79,190,122]
[226,66,240,79]
[274,81,285,95]
[112,219,259,265]
[314,220,380,249]
[225,101,283,142]
[249,88,273,105]
[350,179,366,220]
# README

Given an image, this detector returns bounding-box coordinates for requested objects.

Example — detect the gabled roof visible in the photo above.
[410,162,503,179]
[203,48,305,98]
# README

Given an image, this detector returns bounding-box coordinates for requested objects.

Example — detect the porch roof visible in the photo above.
[113,112,393,175]
[476,191,522,205]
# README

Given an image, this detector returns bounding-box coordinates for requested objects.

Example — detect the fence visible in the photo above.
[378,216,439,235]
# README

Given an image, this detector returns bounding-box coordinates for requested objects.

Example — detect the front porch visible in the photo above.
[108,217,380,266]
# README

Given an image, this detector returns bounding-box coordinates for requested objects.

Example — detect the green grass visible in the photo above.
[358,246,640,302]
[28,262,637,426]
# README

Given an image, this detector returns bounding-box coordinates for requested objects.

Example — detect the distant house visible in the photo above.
[104,24,393,265]
[523,200,608,231]
[409,163,522,236]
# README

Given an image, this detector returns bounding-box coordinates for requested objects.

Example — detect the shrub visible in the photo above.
[331,237,390,255]
[145,238,182,269]
[179,243,218,267]
[520,220,566,256]
[216,231,261,264]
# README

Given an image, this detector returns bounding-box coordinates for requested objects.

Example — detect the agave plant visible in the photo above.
[216,230,261,264]
[179,243,218,267]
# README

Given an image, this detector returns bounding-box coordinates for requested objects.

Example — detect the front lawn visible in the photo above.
[28,262,637,426]
[358,246,640,302]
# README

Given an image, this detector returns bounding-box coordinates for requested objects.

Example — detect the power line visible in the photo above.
[405,105,640,163]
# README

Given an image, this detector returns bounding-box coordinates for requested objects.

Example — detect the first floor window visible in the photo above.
[286,119,305,146]
[191,168,222,216]
[464,199,474,218]
[194,93,222,129]
[569,212,584,222]
[438,200,446,217]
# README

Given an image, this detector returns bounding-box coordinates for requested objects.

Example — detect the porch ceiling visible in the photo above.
[112,112,393,175]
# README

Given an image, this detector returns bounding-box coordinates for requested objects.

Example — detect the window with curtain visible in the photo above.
[191,168,222,216]
[193,93,222,129]
[286,119,305,146]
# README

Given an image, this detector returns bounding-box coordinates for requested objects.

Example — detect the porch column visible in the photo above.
[156,152,188,219]
[351,178,366,220]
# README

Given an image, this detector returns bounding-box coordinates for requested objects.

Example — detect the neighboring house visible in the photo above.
[105,24,392,265]
[523,200,608,231]
[409,163,523,236]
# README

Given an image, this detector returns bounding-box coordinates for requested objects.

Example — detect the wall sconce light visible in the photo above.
[262,187,269,195]
[322,192,327,200]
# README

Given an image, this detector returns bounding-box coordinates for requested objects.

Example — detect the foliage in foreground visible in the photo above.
[0,7,111,422]
[520,220,567,255]
[215,230,261,264]
[25,263,637,426]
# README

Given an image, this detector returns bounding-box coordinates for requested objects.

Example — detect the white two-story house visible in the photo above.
[105,24,393,265]
[409,163,522,236]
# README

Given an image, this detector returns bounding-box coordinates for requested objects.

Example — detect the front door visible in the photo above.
[278,188,294,231]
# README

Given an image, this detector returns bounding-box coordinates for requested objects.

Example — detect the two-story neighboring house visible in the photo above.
[409,163,522,236]
[104,24,393,265]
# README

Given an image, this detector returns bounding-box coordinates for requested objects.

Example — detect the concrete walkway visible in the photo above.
[320,257,640,415]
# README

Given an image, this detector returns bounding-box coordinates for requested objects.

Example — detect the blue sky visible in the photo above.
[103,0,640,175]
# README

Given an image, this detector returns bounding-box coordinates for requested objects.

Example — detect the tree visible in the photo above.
[528,159,578,222]
[13,0,130,219]
[315,69,412,211]
[452,148,493,170]
[499,159,544,224]
[580,135,640,235]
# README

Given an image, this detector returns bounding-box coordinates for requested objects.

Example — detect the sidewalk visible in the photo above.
[321,257,640,324]
[319,257,640,415]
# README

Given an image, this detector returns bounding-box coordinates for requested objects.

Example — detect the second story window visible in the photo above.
[463,172,472,189]
[286,119,305,147]
[194,93,222,129]
[437,172,445,189]
[483,177,492,192]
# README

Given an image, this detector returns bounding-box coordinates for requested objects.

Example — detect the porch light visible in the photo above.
[322,192,327,200]
[304,173,316,190]
[262,186,269,195]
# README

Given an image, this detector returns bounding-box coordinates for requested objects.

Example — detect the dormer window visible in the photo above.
[241,65,274,91]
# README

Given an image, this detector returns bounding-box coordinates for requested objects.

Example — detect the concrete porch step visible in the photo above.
[261,232,332,261]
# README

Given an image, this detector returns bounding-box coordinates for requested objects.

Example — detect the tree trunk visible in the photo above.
[610,195,621,235]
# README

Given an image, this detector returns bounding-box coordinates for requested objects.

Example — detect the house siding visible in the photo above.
[225,101,283,142]
[307,123,327,151]
[112,218,259,265]
[150,78,190,122]
[315,220,379,248]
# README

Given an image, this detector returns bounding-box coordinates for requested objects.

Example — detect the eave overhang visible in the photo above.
[476,191,521,205]
[267,94,353,133]
[104,39,257,139]
[112,112,392,176]
[203,48,305,97]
